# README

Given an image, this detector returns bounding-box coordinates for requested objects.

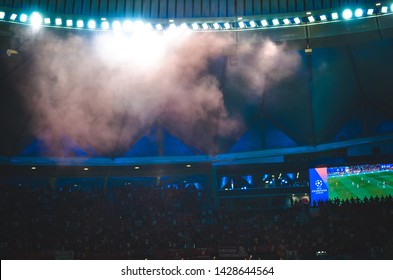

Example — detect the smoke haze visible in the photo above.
[16,29,300,156]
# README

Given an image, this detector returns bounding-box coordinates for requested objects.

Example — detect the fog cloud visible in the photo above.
[17,29,300,156]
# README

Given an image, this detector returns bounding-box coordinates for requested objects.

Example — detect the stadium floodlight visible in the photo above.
[213,22,220,29]
[55,18,62,25]
[238,21,246,28]
[10,13,17,21]
[320,15,327,21]
[342,9,353,20]
[331,12,339,20]
[30,12,42,28]
[202,23,209,30]
[169,23,176,29]
[272,19,279,25]
[112,20,122,32]
[0,11,5,20]
[87,20,96,29]
[122,20,133,32]
[180,23,189,30]
[294,17,301,24]
[76,20,84,28]
[66,19,73,27]
[354,8,363,17]
[155,23,163,31]
[381,6,388,13]
[367,9,374,15]
[144,23,153,30]
[101,21,109,30]
[191,23,199,30]
[44,18,51,24]
[133,20,145,30]
[261,19,268,27]
[19,14,28,23]
[224,22,231,29]
[249,20,256,27]
[283,18,290,25]
[308,16,315,23]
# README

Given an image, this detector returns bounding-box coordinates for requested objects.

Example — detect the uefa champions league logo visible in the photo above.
[315,180,323,187]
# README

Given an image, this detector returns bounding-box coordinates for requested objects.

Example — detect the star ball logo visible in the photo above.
[315,180,323,187]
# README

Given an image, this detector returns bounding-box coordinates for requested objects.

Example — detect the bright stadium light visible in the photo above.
[44,17,51,24]
[144,23,153,31]
[294,17,301,24]
[76,20,84,28]
[320,15,327,21]
[0,11,5,20]
[155,23,163,31]
[261,20,268,27]
[354,8,363,17]
[224,22,231,29]
[19,14,28,23]
[202,23,209,30]
[308,16,315,22]
[331,12,339,20]
[169,23,176,29]
[180,23,189,30]
[213,22,220,29]
[367,9,374,15]
[342,9,353,20]
[10,13,17,21]
[55,18,62,25]
[101,21,109,30]
[66,19,73,27]
[249,20,256,27]
[283,18,290,25]
[30,12,42,29]
[87,20,96,29]
[381,6,388,13]
[391,4,393,12]
[272,19,279,25]
[123,20,132,32]
[133,20,145,30]
[112,20,122,32]
[191,23,199,30]
[238,21,246,28]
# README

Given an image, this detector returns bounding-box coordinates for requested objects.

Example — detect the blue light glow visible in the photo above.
[76,20,84,28]
[342,9,353,20]
[30,12,42,28]
[20,14,28,23]
[354,8,363,17]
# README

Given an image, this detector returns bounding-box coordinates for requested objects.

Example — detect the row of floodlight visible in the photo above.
[1,4,393,32]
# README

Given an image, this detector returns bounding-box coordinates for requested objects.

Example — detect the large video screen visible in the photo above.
[309,163,393,205]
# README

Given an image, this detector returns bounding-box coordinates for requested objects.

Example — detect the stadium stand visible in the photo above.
[1,183,393,260]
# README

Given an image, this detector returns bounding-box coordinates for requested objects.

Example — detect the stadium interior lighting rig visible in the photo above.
[0,3,392,33]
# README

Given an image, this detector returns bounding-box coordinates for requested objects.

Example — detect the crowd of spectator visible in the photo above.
[1,183,393,260]
[328,164,391,177]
